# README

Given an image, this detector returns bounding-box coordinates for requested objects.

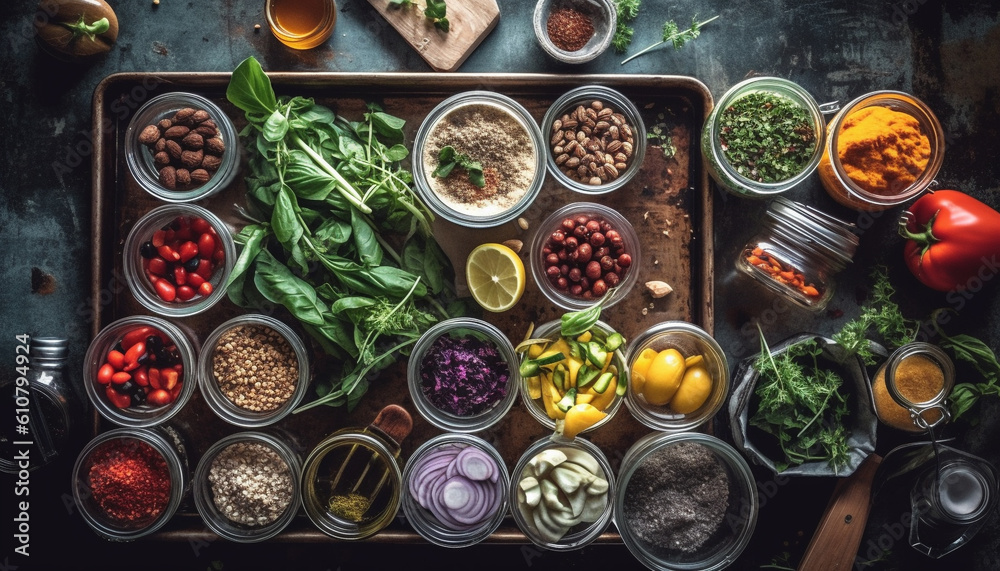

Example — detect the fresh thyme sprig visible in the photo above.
[621,15,719,65]
[611,0,641,53]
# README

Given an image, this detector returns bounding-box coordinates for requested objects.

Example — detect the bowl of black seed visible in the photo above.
[197,314,311,428]
[614,432,758,571]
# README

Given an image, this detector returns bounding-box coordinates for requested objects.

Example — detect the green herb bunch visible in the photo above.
[621,14,718,65]
[611,0,640,54]
[433,145,484,187]
[225,57,467,411]
[751,334,852,472]
[389,0,449,32]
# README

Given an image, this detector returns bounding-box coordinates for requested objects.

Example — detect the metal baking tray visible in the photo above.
[90,72,714,543]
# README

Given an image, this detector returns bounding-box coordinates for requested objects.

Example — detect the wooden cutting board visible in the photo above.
[367,0,500,72]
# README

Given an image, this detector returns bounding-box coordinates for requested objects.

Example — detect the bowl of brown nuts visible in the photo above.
[541,85,646,195]
[126,92,239,203]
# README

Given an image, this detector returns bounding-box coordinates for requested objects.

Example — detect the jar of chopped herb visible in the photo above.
[72,427,188,541]
[701,77,826,198]
[407,318,520,433]
[735,197,859,312]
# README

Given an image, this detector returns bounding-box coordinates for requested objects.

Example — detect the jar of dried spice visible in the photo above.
[735,197,860,312]
[193,431,302,542]
[701,77,827,198]
[615,432,757,571]
[72,427,188,541]
[871,342,955,433]
[818,91,945,211]
[412,91,545,228]
[533,0,616,64]
[197,314,311,428]
[407,317,520,433]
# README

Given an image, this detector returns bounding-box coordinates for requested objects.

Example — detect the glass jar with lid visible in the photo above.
[818,90,945,211]
[701,77,827,199]
[735,197,859,311]
[870,342,955,433]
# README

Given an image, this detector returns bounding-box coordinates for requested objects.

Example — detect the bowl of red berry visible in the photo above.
[529,202,640,311]
[123,204,235,317]
[83,316,198,428]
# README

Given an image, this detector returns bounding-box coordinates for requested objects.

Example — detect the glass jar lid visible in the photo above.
[766,197,860,269]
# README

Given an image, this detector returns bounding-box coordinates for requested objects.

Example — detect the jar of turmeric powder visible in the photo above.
[735,197,859,311]
[818,91,945,211]
[871,342,955,432]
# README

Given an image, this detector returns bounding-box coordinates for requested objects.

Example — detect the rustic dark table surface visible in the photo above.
[2,1,999,570]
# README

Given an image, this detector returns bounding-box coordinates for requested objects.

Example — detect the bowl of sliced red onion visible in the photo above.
[400,433,510,547]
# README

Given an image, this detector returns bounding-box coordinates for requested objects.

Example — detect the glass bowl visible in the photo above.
[123,203,235,318]
[193,431,302,542]
[529,202,640,311]
[71,427,187,541]
[532,0,616,64]
[518,319,626,436]
[818,90,945,211]
[615,432,757,571]
[401,433,510,547]
[509,435,615,551]
[540,85,646,195]
[407,317,520,433]
[197,314,312,428]
[624,321,729,432]
[301,428,404,540]
[83,316,198,428]
[125,91,239,203]
[412,91,546,228]
[700,76,826,199]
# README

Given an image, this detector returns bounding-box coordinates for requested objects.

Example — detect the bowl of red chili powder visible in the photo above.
[407,317,519,433]
[533,0,616,64]
[72,427,187,540]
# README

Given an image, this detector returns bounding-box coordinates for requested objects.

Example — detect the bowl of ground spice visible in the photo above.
[197,314,311,428]
[701,76,826,199]
[542,85,647,195]
[72,427,187,540]
[407,317,519,433]
[193,431,301,542]
[413,91,545,228]
[818,90,945,211]
[615,432,757,571]
[533,0,616,64]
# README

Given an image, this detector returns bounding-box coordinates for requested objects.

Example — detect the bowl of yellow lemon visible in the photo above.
[517,319,627,439]
[625,321,729,432]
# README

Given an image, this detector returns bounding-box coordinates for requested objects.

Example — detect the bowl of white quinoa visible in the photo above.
[412,91,546,228]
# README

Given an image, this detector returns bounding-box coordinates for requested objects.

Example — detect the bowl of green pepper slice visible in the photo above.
[700,76,827,199]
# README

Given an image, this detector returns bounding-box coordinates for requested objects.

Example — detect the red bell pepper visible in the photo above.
[899,190,1000,292]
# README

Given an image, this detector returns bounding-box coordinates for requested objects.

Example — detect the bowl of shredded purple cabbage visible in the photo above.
[407,317,520,433]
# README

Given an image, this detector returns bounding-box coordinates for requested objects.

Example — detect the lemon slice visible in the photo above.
[466,243,525,312]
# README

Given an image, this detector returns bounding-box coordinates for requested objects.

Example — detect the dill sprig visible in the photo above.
[621,15,719,65]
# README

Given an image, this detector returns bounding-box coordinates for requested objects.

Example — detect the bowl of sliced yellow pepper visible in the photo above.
[625,321,729,432]
[517,319,627,439]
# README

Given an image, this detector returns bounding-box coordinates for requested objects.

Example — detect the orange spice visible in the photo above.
[745,246,821,299]
[835,106,930,196]
[872,353,945,431]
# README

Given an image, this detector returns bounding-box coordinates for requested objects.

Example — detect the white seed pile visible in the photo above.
[208,441,293,527]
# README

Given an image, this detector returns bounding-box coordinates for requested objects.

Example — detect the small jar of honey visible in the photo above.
[871,342,955,432]
[265,0,337,50]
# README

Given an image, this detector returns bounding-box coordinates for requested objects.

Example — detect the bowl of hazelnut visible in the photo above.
[126,92,239,203]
